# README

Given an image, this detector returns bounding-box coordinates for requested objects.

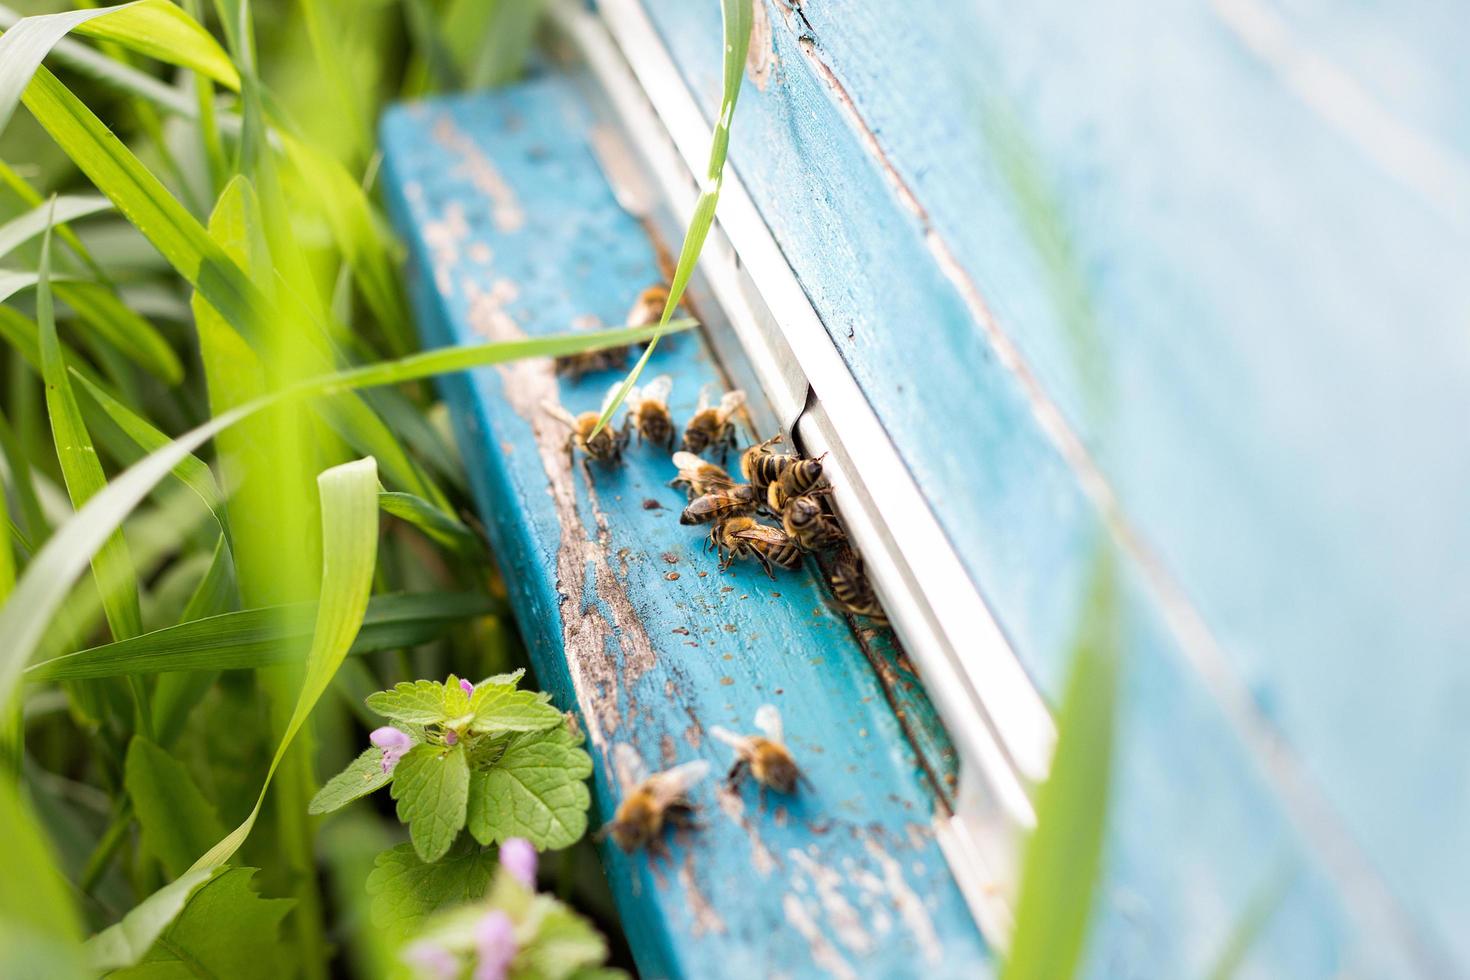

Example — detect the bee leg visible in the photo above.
[725,758,748,789]
[667,803,701,830]
[754,551,775,579]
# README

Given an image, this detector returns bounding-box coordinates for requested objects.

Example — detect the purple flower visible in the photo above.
[370,726,412,774]
[403,939,458,980]
[472,910,517,980]
[499,838,537,889]
[460,677,475,695]
[444,729,459,746]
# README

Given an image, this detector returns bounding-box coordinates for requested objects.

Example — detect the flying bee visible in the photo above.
[626,284,671,327]
[781,494,845,550]
[829,553,888,624]
[542,390,629,466]
[669,451,737,498]
[679,485,760,525]
[623,374,675,449]
[682,388,746,460]
[598,744,709,853]
[711,704,804,797]
[706,517,804,578]
[740,434,799,493]
[766,455,827,511]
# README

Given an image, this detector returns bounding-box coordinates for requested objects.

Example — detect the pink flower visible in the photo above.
[444,729,459,746]
[499,838,537,889]
[403,939,458,979]
[472,910,517,980]
[460,677,475,695]
[370,726,412,774]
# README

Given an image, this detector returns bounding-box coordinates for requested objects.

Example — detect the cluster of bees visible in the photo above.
[546,287,889,853]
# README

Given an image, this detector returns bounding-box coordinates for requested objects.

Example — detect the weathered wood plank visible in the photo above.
[637,0,1465,974]
[380,78,989,978]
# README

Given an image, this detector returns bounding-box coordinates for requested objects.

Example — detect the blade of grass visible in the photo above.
[1002,553,1120,980]
[0,318,687,709]
[592,0,752,436]
[378,491,482,558]
[0,0,236,139]
[1204,859,1298,980]
[52,281,183,384]
[152,533,235,746]
[0,159,107,279]
[0,195,111,257]
[29,591,496,681]
[87,456,379,971]
[35,202,150,735]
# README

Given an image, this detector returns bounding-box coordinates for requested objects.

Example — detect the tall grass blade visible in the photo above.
[0,319,685,713]
[52,282,183,384]
[36,205,144,650]
[592,0,751,435]
[1205,860,1298,980]
[29,592,495,681]
[152,534,235,745]
[0,195,111,257]
[0,0,235,139]
[87,456,379,971]
[1002,555,1120,980]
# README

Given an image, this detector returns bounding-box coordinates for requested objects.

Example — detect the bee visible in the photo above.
[706,517,804,578]
[668,451,737,499]
[682,388,746,460]
[766,455,827,511]
[781,494,845,550]
[679,485,761,525]
[599,744,709,853]
[740,434,799,493]
[626,284,671,327]
[829,553,888,624]
[711,704,804,796]
[542,388,629,465]
[623,374,675,449]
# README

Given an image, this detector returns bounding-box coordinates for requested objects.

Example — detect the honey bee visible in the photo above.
[740,434,799,493]
[706,516,803,578]
[829,553,887,624]
[682,388,746,460]
[781,494,845,550]
[625,284,671,327]
[599,744,709,853]
[766,455,827,511]
[679,485,760,525]
[623,374,675,449]
[542,391,629,465]
[668,451,737,498]
[711,704,804,796]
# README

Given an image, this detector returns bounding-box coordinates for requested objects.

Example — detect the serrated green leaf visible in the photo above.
[124,737,225,878]
[111,869,292,980]
[367,678,451,726]
[393,742,470,862]
[468,729,593,851]
[308,745,395,815]
[468,684,563,735]
[365,840,495,937]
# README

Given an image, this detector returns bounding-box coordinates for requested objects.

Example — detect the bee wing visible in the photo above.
[710,725,752,753]
[612,743,648,793]
[643,374,673,405]
[754,704,784,743]
[717,389,747,418]
[695,384,711,414]
[671,451,704,474]
[730,522,789,545]
[541,401,579,430]
[683,493,726,517]
[647,759,711,804]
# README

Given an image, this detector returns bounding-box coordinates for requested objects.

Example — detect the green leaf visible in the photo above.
[53,281,182,384]
[1002,556,1119,980]
[520,899,612,980]
[308,745,395,815]
[27,592,494,681]
[366,840,495,936]
[0,194,110,257]
[366,678,452,726]
[379,490,483,557]
[22,66,271,348]
[36,204,143,650]
[152,535,235,746]
[468,727,593,851]
[87,458,379,971]
[468,683,563,735]
[125,737,226,879]
[111,869,292,980]
[0,319,685,713]
[0,776,82,947]
[392,741,471,862]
